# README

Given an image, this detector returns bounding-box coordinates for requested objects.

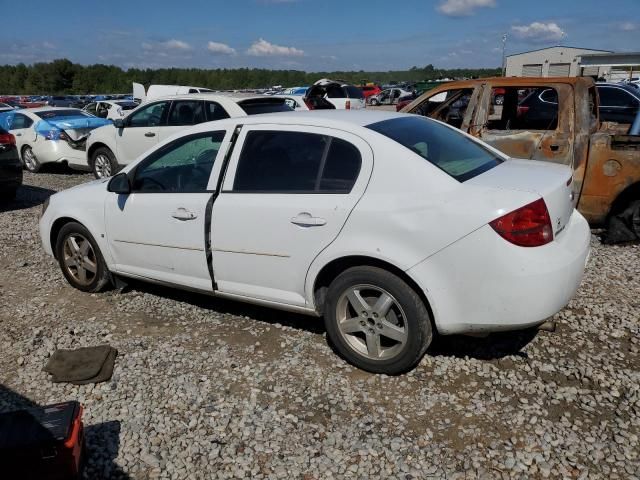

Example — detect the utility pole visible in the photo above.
[501,33,508,76]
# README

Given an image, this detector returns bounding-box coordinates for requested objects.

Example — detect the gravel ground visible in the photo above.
[1,169,639,480]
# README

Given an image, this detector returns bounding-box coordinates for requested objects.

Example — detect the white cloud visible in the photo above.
[511,22,566,42]
[437,0,496,16]
[142,39,192,52]
[162,39,192,51]
[207,41,236,55]
[246,38,304,57]
[621,22,637,32]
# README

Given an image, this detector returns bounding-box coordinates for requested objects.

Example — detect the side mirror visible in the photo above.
[107,172,131,194]
[113,118,125,128]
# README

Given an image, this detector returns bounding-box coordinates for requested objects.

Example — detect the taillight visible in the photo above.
[489,198,553,247]
[345,100,351,110]
[517,106,529,117]
[304,98,314,110]
[0,133,16,146]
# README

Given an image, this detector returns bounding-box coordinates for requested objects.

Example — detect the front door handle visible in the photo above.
[145,132,156,138]
[290,212,326,227]
[172,208,197,221]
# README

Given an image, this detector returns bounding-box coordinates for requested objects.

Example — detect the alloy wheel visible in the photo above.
[62,234,98,287]
[335,284,408,361]
[23,148,37,171]
[94,154,112,178]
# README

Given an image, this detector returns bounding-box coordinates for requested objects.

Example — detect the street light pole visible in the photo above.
[501,33,508,77]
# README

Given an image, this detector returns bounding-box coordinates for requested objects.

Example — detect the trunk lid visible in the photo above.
[467,159,574,239]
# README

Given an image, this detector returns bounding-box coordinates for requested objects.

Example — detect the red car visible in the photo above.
[360,85,382,99]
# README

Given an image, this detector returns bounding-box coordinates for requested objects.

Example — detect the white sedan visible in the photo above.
[40,110,590,374]
[85,93,293,179]
[3,107,110,172]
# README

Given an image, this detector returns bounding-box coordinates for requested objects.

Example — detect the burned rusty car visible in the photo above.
[402,77,640,242]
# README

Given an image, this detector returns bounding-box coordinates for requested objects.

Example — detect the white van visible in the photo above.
[132,83,214,103]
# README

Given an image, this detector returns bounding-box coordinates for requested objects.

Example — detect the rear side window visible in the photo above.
[205,102,230,121]
[238,99,293,115]
[233,131,361,193]
[367,116,501,182]
[344,86,365,99]
[167,100,206,126]
[11,114,33,129]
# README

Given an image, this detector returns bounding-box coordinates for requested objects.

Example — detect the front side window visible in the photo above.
[132,131,226,193]
[167,100,206,126]
[367,116,502,183]
[233,131,361,193]
[128,102,169,127]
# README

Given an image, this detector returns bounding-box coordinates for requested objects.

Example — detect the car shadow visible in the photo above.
[0,384,130,479]
[117,279,540,358]
[0,185,56,212]
[117,279,326,334]
[427,328,539,360]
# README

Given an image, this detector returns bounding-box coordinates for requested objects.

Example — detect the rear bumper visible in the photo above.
[32,141,88,169]
[408,211,591,335]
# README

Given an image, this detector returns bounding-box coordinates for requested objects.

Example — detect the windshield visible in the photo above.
[367,116,503,182]
[238,99,294,115]
[36,109,90,120]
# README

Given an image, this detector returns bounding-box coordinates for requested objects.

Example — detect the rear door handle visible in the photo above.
[14,133,22,137]
[290,212,326,227]
[145,132,156,137]
[172,208,197,221]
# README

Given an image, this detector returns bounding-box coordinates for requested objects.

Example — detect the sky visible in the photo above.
[0,0,639,71]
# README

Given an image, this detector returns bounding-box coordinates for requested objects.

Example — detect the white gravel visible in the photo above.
[0,169,639,479]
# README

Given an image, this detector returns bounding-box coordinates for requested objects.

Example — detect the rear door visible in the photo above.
[105,129,230,291]
[116,101,170,165]
[211,125,373,307]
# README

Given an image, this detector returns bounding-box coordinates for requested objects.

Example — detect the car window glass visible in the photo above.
[128,102,169,127]
[318,138,362,192]
[168,100,206,126]
[234,131,328,192]
[205,102,231,121]
[85,103,97,115]
[11,114,32,129]
[326,85,346,98]
[486,86,558,131]
[599,87,636,107]
[368,116,502,183]
[132,131,226,193]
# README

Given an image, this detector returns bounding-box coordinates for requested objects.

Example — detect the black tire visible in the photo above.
[55,222,111,292]
[324,266,432,374]
[91,147,119,179]
[22,146,41,173]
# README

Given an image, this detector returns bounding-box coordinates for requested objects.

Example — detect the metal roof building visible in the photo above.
[505,46,613,78]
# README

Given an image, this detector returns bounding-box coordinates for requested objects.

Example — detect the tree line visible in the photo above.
[0,59,501,94]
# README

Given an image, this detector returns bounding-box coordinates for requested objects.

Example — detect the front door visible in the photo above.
[105,129,229,291]
[211,125,373,307]
[116,101,170,165]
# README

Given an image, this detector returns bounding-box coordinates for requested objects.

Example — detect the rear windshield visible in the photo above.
[367,116,502,182]
[35,109,89,120]
[238,99,294,115]
[345,86,364,99]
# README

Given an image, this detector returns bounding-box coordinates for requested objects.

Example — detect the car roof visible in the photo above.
[194,109,408,131]
[147,92,274,102]
[27,106,83,114]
